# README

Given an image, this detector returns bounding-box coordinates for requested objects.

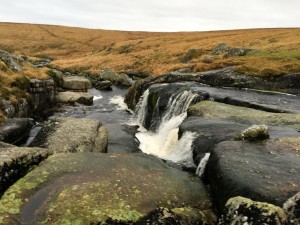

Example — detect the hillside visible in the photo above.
[0,22,299,76]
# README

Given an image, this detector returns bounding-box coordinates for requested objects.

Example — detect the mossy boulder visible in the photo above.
[188,101,300,130]
[0,153,212,224]
[219,196,288,225]
[29,117,107,153]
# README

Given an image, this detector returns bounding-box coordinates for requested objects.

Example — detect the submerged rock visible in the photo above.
[219,196,288,225]
[56,91,94,106]
[0,146,51,196]
[206,140,300,210]
[29,117,107,153]
[0,118,34,144]
[0,153,212,224]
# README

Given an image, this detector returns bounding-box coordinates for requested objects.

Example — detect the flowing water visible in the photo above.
[133,90,199,167]
[53,87,132,124]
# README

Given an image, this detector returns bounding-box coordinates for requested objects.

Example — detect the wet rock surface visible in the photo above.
[206,139,300,210]
[180,117,300,165]
[187,101,300,130]
[125,68,300,110]
[105,124,140,153]
[0,153,212,224]
[0,118,34,144]
[29,117,107,153]
[0,146,51,197]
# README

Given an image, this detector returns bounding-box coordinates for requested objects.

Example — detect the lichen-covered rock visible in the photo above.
[137,207,181,225]
[211,43,230,55]
[0,118,34,144]
[187,101,300,130]
[283,192,300,225]
[227,47,251,57]
[0,153,212,224]
[0,141,15,148]
[239,124,269,141]
[181,49,204,63]
[94,80,113,90]
[219,196,288,225]
[171,207,217,225]
[62,76,92,91]
[0,50,22,72]
[29,117,107,153]
[99,68,132,87]
[0,146,51,196]
[207,140,300,210]
[56,91,93,106]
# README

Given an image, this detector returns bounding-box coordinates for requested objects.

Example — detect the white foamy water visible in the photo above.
[109,95,131,111]
[93,95,103,101]
[135,90,198,166]
[196,153,210,177]
[134,89,150,126]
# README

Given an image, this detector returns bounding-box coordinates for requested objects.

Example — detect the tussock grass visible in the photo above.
[0,23,299,76]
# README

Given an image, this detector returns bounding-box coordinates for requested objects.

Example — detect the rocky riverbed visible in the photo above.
[0,65,299,224]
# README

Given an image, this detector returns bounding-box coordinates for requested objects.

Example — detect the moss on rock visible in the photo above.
[0,153,211,224]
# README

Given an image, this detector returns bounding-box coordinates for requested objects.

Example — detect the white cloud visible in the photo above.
[0,0,299,31]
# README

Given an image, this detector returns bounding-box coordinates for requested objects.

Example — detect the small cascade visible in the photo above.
[134,89,150,127]
[196,153,210,178]
[134,89,198,167]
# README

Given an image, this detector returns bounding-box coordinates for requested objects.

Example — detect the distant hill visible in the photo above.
[0,22,299,76]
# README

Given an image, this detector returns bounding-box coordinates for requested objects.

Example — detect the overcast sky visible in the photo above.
[0,0,299,32]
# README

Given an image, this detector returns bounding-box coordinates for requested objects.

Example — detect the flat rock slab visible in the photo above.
[105,124,140,153]
[56,91,93,106]
[0,147,51,196]
[180,117,300,164]
[62,76,92,91]
[0,118,34,144]
[0,153,212,224]
[29,117,107,153]
[207,139,300,210]
[188,101,300,130]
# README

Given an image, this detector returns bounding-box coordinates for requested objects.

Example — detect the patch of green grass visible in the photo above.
[247,49,300,60]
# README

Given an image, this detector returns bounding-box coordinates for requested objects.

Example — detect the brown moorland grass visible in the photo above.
[0,22,299,76]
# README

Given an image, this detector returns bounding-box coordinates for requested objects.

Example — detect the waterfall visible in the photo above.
[134,89,150,127]
[134,89,198,167]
